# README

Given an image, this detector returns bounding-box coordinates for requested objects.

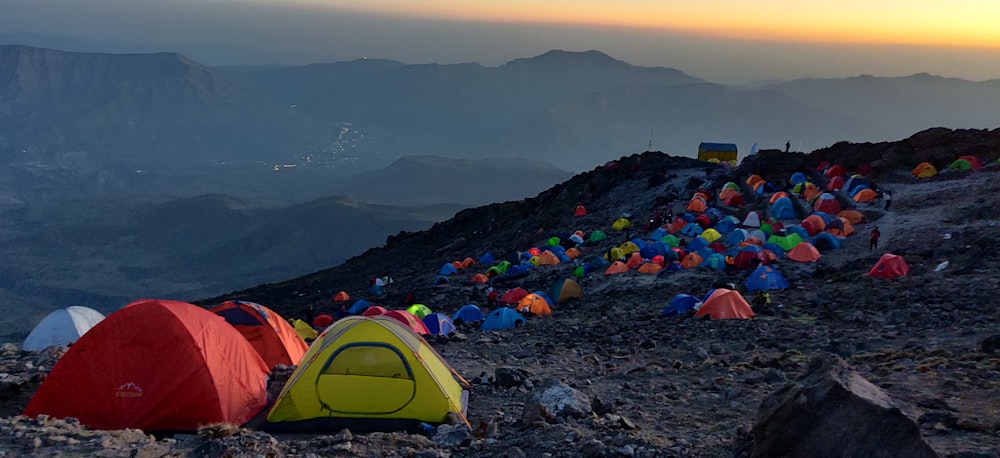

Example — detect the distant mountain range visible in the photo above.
[5,45,997,174]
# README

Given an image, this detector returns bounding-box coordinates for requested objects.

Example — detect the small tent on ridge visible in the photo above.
[211,300,309,369]
[745,266,789,292]
[660,294,699,316]
[452,305,485,325]
[869,254,910,278]
[695,289,754,320]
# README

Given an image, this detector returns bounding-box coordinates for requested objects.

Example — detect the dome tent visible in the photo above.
[22,306,106,351]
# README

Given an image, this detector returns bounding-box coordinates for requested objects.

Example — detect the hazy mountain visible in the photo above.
[0,192,461,338]
[335,155,572,206]
[486,83,887,168]
[764,74,1000,139]
[0,45,322,169]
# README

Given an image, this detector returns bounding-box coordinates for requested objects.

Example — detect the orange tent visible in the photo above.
[869,254,910,278]
[538,251,561,265]
[787,243,822,262]
[333,291,350,302]
[517,294,552,316]
[827,217,854,237]
[574,205,588,217]
[695,289,754,320]
[451,261,464,270]
[838,210,864,224]
[462,257,476,268]
[687,197,707,213]
[566,247,581,259]
[801,215,827,236]
[211,301,308,369]
[527,247,541,257]
[573,230,585,238]
[24,299,268,431]
[626,252,644,269]
[470,274,489,284]
[694,191,711,202]
[770,192,789,204]
[605,261,629,275]
[853,188,877,203]
[912,162,937,178]
[638,262,662,274]
[802,183,821,201]
[680,253,704,269]
[719,188,740,201]
[746,175,764,187]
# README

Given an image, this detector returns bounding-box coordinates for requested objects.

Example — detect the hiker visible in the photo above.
[884,191,892,210]
[785,141,790,153]
[405,291,415,306]
[870,226,881,252]
[305,304,315,325]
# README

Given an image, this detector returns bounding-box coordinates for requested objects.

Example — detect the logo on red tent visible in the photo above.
[115,382,143,398]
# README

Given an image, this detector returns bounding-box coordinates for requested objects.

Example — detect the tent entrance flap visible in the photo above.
[317,343,416,414]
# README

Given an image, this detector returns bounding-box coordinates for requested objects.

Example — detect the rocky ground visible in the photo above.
[2,129,1000,457]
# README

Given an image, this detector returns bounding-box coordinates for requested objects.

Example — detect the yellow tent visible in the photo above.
[912,162,937,178]
[266,316,469,432]
[619,241,641,255]
[406,303,433,319]
[700,228,722,243]
[292,319,318,342]
[612,218,631,231]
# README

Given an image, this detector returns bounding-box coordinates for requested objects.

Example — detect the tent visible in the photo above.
[363,306,388,317]
[265,316,469,433]
[813,193,841,214]
[612,218,632,231]
[382,310,431,335]
[406,304,433,319]
[946,158,973,170]
[660,294,698,316]
[211,300,309,369]
[332,291,350,302]
[589,230,608,242]
[787,243,822,262]
[853,188,877,203]
[700,253,727,271]
[743,211,761,228]
[626,252,644,268]
[695,289,754,320]
[499,287,529,304]
[687,197,708,213]
[605,261,630,275]
[812,232,843,251]
[348,299,373,315]
[517,294,552,316]
[22,306,105,351]
[574,205,588,217]
[481,308,525,331]
[958,155,983,169]
[478,252,496,265]
[422,313,457,335]
[767,232,804,252]
[869,254,910,278]
[789,172,807,185]
[619,241,641,255]
[771,197,796,219]
[538,251,561,265]
[433,275,450,285]
[680,252,704,269]
[292,319,318,341]
[912,162,937,178]
[452,305,485,325]
[24,299,268,431]
[745,266,789,292]
[701,228,722,243]
[801,214,827,236]
[470,273,490,284]
[838,210,865,224]
[746,175,764,187]
[548,278,583,303]
[827,176,846,191]
[825,164,848,178]
[638,262,663,274]
[438,263,459,276]
[313,314,334,329]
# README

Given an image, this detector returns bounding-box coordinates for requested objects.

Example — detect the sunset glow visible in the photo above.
[317,0,1000,48]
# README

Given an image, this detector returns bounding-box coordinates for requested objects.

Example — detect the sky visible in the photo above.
[2,0,1000,84]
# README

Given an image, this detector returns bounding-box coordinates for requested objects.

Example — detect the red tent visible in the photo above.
[869,254,910,278]
[24,299,268,431]
[381,310,431,335]
[211,300,308,369]
[363,305,387,316]
[333,291,350,302]
[695,289,754,320]
[574,205,588,217]
[500,287,530,304]
[313,314,334,328]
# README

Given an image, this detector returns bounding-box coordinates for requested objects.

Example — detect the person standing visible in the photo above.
[870,226,881,252]
[884,191,892,210]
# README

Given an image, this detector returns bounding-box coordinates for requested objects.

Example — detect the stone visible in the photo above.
[592,397,617,416]
[522,381,593,425]
[581,439,607,457]
[740,353,937,458]
[432,424,473,448]
[507,446,527,458]
[978,334,1000,354]
[495,367,530,388]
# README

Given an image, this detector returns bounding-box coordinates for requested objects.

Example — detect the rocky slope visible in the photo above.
[3,127,1000,456]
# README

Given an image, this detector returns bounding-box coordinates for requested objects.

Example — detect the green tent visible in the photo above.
[767,233,804,252]
[547,237,560,246]
[947,159,972,170]
[496,261,512,273]
[722,182,741,192]
[573,266,586,278]
[660,235,680,247]
[589,230,608,242]
[406,304,433,319]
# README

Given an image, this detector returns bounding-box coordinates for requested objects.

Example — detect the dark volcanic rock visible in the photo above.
[522,381,592,424]
[740,353,937,458]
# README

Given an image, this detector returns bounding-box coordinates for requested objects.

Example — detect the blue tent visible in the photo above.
[423,313,457,335]
[630,238,648,248]
[651,241,669,256]
[810,211,832,224]
[453,304,485,324]
[348,299,372,315]
[812,232,843,251]
[478,252,496,265]
[665,262,684,271]
[649,228,668,240]
[433,275,450,285]
[790,172,807,185]
[639,245,658,260]
[367,284,385,296]
[762,242,786,257]
[702,289,717,303]
[660,294,699,316]
[700,253,727,271]
[506,264,531,276]
[745,265,790,292]
[686,237,709,252]
[587,256,611,269]
[681,223,704,237]
[438,263,458,275]
[715,217,738,234]
[771,197,796,219]
[726,229,751,246]
[481,308,525,331]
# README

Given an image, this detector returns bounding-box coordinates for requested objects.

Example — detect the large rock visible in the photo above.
[742,353,937,458]
[522,381,592,424]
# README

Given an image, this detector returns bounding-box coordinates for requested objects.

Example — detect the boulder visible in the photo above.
[741,353,937,458]
[522,381,592,424]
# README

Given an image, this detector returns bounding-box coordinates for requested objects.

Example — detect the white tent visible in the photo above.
[22,306,106,351]
[742,211,761,228]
